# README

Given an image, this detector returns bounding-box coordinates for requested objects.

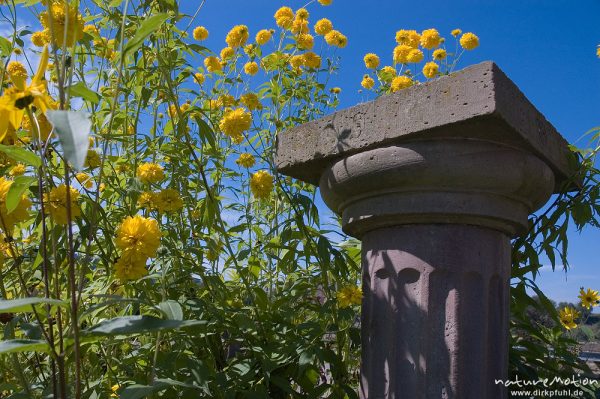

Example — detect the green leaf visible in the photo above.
[122,14,169,59]
[0,339,49,354]
[82,316,206,337]
[580,325,596,340]
[153,378,201,389]
[0,37,11,57]
[46,110,91,171]
[68,82,101,104]
[6,176,36,214]
[158,300,183,320]
[116,380,202,399]
[0,145,41,168]
[0,297,68,313]
[194,115,216,147]
[118,384,168,399]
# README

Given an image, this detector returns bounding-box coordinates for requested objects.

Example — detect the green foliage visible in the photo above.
[510,142,600,397]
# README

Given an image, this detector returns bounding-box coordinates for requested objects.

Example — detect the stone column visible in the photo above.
[275,62,577,399]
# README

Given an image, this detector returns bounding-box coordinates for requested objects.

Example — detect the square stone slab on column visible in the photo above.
[275,61,578,191]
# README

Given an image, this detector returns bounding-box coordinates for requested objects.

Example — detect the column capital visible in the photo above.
[319,140,554,237]
[275,61,578,193]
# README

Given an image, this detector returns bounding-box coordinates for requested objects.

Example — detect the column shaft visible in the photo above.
[359,225,510,399]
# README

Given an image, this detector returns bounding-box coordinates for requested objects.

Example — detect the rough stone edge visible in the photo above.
[275,61,579,191]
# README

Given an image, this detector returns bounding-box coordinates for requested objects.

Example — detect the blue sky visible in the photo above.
[187,0,600,303]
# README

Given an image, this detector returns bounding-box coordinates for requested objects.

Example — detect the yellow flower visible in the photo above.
[406,49,424,63]
[460,32,479,50]
[363,53,380,69]
[295,8,309,20]
[379,66,397,82]
[331,87,341,94]
[217,94,236,107]
[193,26,209,41]
[194,73,205,85]
[296,33,314,50]
[318,0,332,5]
[361,75,375,89]
[236,153,256,168]
[243,44,255,57]
[7,61,28,89]
[31,31,50,47]
[204,56,222,73]
[0,232,12,264]
[156,188,183,213]
[220,47,235,60]
[83,25,99,36]
[324,30,347,48]
[558,306,579,330]
[137,191,157,211]
[391,76,413,92]
[114,252,148,281]
[225,25,249,48]
[39,1,84,47]
[110,384,120,398]
[115,164,129,174]
[336,285,362,308]
[84,150,101,169]
[597,46,600,58]
[451,29,462,37]
[44,184,79,225]
[395,29,420,48]
[579,288,600,309]
[1,126,18,146]
[302,52,322,69]
[314,18,333,36]
[393,44,412,64]
[244,61,259,76]
[9,164,25,177]
[275,7,294,29]
[250,170,273,200]
[219,108,251,143]
[420,28,442,49]
[289,55,304,70]
[240,93,262,111]
[422,62,439,79]
[19,111,53,141]
[115,215,161,260]
[433,48,447,60]
[255,29,272,45]
[0,178,30,232]
[137,163,165,184]
[0,45,53,141]
[33,113,53,140]
[291,18,309,35]
[75,172,93,189]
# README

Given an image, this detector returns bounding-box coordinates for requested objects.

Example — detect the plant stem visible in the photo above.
[64,163,81,399]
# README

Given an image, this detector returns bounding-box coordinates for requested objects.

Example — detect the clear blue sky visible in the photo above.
[186,0,600,303]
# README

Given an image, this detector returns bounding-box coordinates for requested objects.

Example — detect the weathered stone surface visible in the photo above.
[275,61,577,190]
[319,140,555,238]
[361,225,510,399]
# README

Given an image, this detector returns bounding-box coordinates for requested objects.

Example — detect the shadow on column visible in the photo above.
[360,231,507,399]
